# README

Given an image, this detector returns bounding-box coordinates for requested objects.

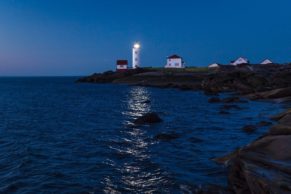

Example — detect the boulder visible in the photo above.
[134,112,163,125]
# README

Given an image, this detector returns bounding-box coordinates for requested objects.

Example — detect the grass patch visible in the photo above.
[143,66,208,73]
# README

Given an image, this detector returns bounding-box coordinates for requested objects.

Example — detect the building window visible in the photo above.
[175,63,179,66]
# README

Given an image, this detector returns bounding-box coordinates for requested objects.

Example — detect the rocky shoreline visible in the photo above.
[211,108,291,194]
[77,64,291,100]
[77,68,207,91]
[77,64,291,193]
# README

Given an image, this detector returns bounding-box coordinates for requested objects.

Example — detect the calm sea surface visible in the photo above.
[0,77,283,193]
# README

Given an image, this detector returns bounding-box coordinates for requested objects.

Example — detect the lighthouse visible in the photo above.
[132,42,141,69]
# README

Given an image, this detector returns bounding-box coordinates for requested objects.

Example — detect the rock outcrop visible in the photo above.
[202,64,291,99]
[201,71,269,94]
[227,134,291,194]
[215,109,291,194]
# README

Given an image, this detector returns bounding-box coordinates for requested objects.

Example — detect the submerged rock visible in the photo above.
[154,133,180,141]
[257,121,273,127]
[242,125,257,133]
[221,104,242,110]
[219,110,230,115]
[188,137,204,143]
[134,112,163,125]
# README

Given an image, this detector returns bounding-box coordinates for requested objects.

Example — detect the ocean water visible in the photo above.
[0,77,283,193]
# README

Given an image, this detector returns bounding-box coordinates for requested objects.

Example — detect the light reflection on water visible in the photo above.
[104,87,170,193]
[125,87,152,118]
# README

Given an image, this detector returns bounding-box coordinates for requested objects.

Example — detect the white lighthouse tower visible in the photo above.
[132,42,141,69]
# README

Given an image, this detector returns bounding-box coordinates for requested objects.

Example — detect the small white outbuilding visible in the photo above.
[260,59,273,65]
[231,57,249,66]
[165,55,185,69]
[208,63,220,69]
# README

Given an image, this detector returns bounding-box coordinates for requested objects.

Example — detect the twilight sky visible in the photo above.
[0,0,291,76]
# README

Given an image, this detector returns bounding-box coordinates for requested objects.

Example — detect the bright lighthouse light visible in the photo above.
[134,43,140,49]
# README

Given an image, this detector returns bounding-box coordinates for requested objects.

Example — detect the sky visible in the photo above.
[0,0,291,76]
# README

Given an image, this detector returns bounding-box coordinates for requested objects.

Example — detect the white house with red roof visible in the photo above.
[116,60,128,72]
[165,54,185,68]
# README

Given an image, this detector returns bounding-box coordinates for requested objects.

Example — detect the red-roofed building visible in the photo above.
[165,54,185,68]
[116,60,128,72]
